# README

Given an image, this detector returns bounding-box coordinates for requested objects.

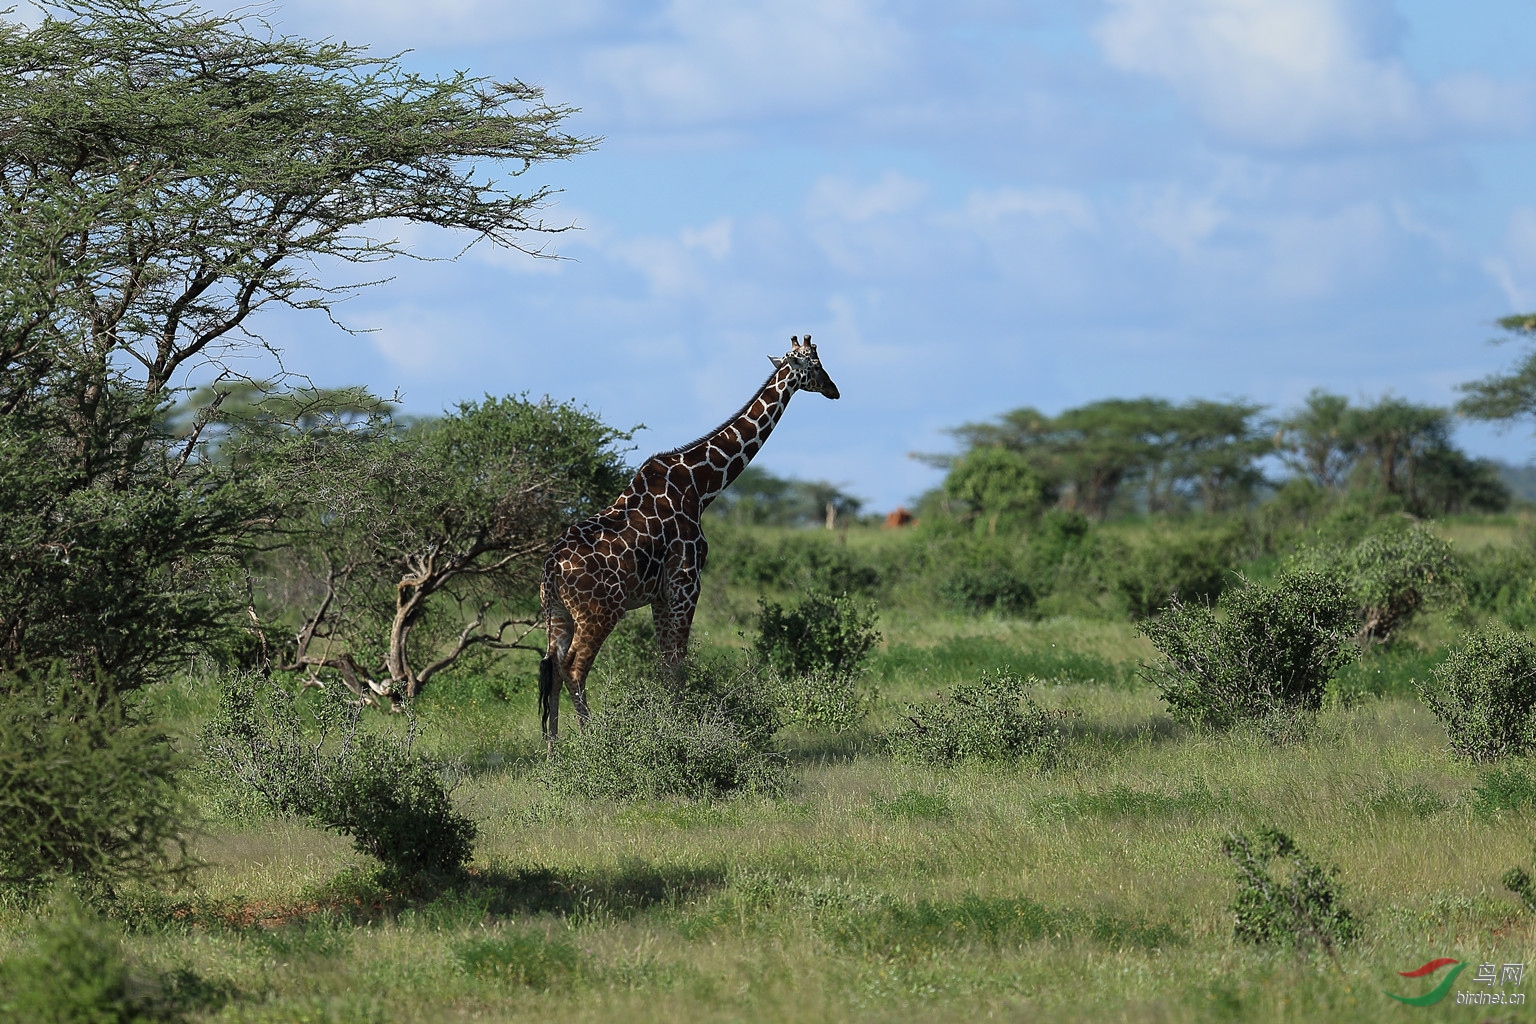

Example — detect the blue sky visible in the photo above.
[253,0,1536,510]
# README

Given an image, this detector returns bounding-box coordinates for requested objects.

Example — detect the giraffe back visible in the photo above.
[542,453,708,617]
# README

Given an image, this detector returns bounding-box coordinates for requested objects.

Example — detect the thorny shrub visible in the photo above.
[202,674,476,873]
[539,652,787,800]
[889,670,1070,765]
[1223,829,1357,955]
[1141,569,1357,738]
[1418,624,1536,763]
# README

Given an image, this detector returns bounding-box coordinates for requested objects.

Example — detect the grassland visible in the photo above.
[7,529,1536,1023]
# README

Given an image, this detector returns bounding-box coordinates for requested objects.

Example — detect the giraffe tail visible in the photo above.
[539,654,557,740]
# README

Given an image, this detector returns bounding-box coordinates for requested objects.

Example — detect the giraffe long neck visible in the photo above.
[678,365,798,510]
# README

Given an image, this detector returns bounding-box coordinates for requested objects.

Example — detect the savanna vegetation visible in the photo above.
[8,3,1536,1023]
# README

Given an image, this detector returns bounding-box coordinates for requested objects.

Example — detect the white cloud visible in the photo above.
[803,173,930,276]
[1130,187,1227,258]
[1485,207,1536,310]
[1093,0,1531,148]
[366,305,482,377]
[582,0,911,126]
[605,218,735,297]
[806,172,927,223]
[681,218,733,259]
[954,187,1097,233]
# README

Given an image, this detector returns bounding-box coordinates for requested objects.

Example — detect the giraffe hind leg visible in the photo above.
[542,602,575,744]
[653,589,700,691]
[562,612,619,731]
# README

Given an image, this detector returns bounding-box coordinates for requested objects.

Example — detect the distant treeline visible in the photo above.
[917,390,1512,526]
[705,465,867,528]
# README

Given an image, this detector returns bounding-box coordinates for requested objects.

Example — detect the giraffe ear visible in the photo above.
[768,355,784,369]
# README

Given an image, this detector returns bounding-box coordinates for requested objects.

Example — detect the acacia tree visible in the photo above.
[1458,314,1536,424]
[1343,398,1450,499]
[243,394,632,705]
[0,0,595,685]
[1275,390,1356,490]
[943,401,1155,518]
[1276,390,1506,515]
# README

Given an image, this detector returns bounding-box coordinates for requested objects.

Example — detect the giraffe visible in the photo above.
[538,334,841,740]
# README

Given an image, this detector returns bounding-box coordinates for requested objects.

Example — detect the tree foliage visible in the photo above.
[0,666,188,892]
[1274,389,1355,490]
[1336,521,1461,644]
[0,0,594,690]
[932,386,1505,528]
[1276,392,1508,516]
[1458,313,1536,424]
[942,445,1049,532]
[242,393,632,703]
[1,0,592,418]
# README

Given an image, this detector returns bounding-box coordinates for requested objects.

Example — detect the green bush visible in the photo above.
[705,525,885,595]
[1418,625,1536,763]
[1223,829,1357,954]
[773,669,876,734]
[930,512,1135,620]
[202,676,476,873]
[1116,526,1238,619]
[1141,570,1357,736]
[754,590,880,681]
[1344,521,1460,643]
[539,653,787,800]
[0,894,160,1022]
[324,737,476,873]
[890,671,1068,765]
[1503,854,1536,914]
[1463,540,1536,630]
[1475,765,1536,813]
[1296,520,1461,644]
[0,667,188,892]
[939,557,1036,616]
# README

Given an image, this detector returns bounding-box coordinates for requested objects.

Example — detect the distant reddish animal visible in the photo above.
[884,507,914,529]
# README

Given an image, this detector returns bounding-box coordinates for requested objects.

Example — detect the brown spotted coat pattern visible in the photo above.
[539,336,841,738]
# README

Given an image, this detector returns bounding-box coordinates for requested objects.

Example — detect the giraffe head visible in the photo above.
[768,334,841,399]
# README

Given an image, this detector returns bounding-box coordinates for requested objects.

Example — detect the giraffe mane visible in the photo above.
[652,364,785,459]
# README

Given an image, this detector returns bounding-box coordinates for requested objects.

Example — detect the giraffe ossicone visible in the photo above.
[538,334,841,741]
